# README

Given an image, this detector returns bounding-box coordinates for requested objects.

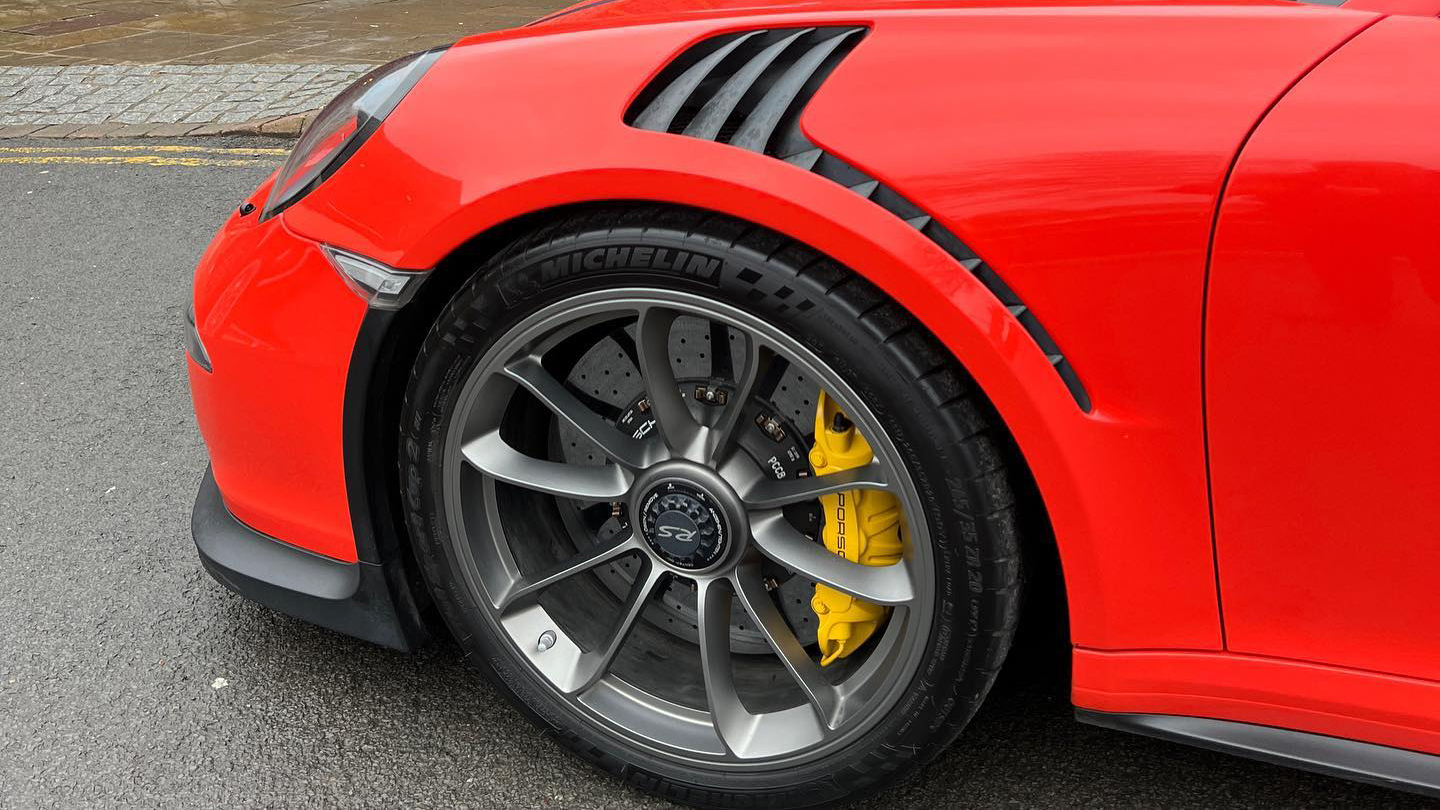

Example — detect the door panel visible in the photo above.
[1208,16,1440,680]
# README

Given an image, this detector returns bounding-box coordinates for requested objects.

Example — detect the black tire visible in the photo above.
[400,206,1024,808]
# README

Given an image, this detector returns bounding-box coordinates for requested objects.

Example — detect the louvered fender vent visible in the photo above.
[626,27,1092,412]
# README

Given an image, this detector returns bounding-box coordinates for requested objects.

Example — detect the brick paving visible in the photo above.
[0,0,566,66]
[0,0,569,137]
[0,63,369,136]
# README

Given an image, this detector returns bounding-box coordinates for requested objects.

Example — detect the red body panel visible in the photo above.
[190,183,367,563]
[1074,649,1440,755]
[1207,16,1440,681]
[802,5,1375,653]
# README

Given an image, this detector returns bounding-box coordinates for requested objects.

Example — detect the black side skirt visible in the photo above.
[192,466,421,651]
[1077,709,1440,799]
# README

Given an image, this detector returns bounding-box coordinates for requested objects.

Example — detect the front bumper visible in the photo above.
[189,185,432,649]
[189,191,368,563]
[193,466,418,650]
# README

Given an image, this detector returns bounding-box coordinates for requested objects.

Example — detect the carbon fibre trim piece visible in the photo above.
[627,28,865,151]
[684,28,812,141]
[730,29,859,152]
[1077,710,1440,799]
[627,28,1092,412]
[632,31,764,133]
[192,466,419,651]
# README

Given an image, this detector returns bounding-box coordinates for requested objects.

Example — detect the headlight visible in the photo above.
[262,45,448,219]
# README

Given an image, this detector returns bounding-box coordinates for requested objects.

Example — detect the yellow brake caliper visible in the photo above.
[808,392,904,666]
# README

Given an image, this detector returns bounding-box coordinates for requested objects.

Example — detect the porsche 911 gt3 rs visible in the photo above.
[186,0,1440,804]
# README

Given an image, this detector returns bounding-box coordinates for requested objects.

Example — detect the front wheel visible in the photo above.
[400,208,1024,808]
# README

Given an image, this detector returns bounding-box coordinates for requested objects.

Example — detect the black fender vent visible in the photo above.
[628,28,1091,412]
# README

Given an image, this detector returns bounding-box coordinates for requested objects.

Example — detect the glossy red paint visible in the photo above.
[190,181,368,563]
[1073,648,1440,755]
[188,0,1440,771]
[1208,15,1440,682]
[802,4,1377,654]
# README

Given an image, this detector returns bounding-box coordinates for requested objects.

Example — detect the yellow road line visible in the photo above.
[0,155,278,167]
[0,145,290,155]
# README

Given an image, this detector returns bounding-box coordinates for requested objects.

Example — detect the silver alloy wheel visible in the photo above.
[442,288,935,766]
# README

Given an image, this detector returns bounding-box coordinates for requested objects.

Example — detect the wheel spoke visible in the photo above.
[497,531,643,612]
[566,563,668,695]
[749,511,915,605]
[504,356,653,468]
[705,332,772,465]
[695,577,753,757]
[461,429,632,500]
[731,565,841,729]
[635,306,706,460]
[742,463,890,509]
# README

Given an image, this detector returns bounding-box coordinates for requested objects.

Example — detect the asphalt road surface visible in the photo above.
[0,139,1431,809]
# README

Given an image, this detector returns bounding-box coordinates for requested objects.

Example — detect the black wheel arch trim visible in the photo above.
[334,303,450,644]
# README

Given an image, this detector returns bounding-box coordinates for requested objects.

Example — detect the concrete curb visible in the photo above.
[0,110,314,139]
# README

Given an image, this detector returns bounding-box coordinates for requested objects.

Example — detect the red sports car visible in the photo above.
[186,0,1440,804]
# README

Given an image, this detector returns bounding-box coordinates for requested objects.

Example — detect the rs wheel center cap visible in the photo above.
[638,481,729,571]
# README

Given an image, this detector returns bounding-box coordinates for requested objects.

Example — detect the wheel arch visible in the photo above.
[343,195,1079,655]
